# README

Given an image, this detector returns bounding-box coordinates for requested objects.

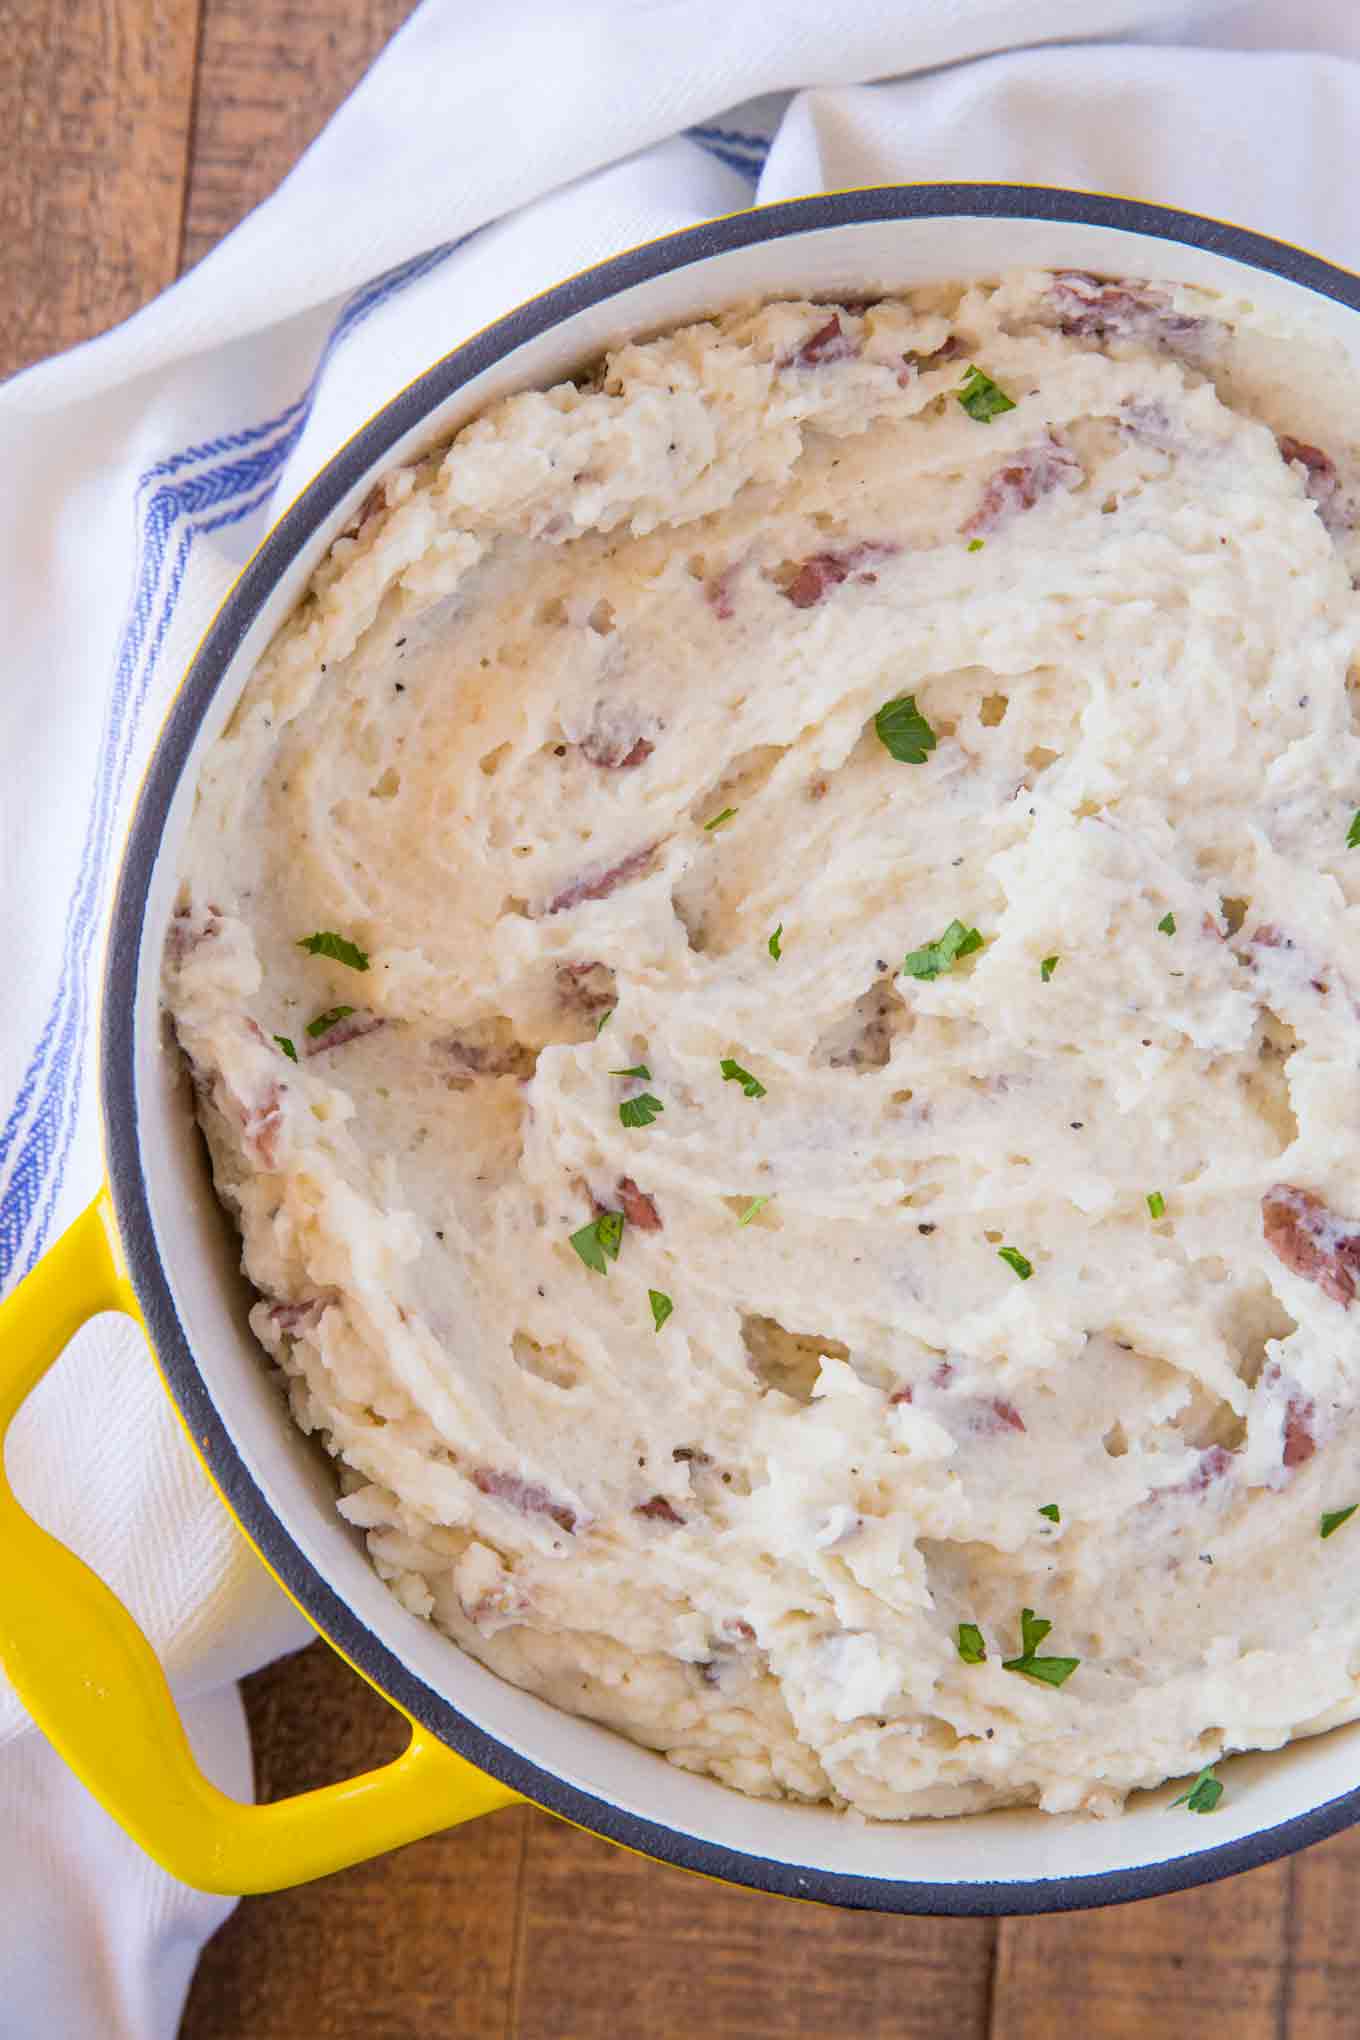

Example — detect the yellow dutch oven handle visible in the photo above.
[0,1191,519,1894]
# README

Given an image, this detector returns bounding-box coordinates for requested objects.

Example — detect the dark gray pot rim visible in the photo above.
[104,183,1360,1914]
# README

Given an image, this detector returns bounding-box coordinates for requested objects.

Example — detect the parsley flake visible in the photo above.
[1321,1503,1358,1539]
[704,807,738,831]
[297,930,370,971]
[1040,955,1059,982]
[619,1093,664,1129]
[956,1622,987,1665]
[737,1196,770,1227]
[1170,1765,1223,1815]
[768,924,783,962]
[611,1064,651,1080]
[1157,911,1176,936]
[720,1057,767,1099]
[956,365,1016,422]
[874,694,938,765]
[649,1289,674,1332]
[1147,1190,1167,1220]
[595,1008,615,1036]
[1348,810,1360,851]
[1001,1607,1080,1688]
[306,1005,355,1039]
[273,1035,298,1063]
[902,920,984,981]
[998,1246,1033,1281]
[569,1210,624,1275]
[1038,1503,1060,1523]
[967,538,985,553]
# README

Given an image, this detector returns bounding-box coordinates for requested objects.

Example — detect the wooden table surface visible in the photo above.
[7,4,1360,2032]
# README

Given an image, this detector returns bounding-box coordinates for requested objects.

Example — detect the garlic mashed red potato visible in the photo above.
[165,272,1360,1820]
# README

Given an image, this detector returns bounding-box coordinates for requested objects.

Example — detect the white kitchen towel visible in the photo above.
[4,0,1359,2031]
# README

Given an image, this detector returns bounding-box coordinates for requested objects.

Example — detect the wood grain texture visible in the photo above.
[180,1642,529,2040]
[178,0,419,271]
[991,1857,1295,2040]
[0,0,200,380]
[512,1813,994,2040]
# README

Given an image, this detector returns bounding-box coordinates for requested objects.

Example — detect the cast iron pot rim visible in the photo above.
[104,182,1360,1914]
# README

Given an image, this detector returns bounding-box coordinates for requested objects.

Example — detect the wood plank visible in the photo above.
[511,1809,996,2040]
[178,0,419,272]
[989,1855,1292,2040]
[0,0,200,380]
[1274,1823,1360,2034]
[179,1641,528,2039]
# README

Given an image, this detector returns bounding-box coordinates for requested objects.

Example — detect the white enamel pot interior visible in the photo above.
[105,187,1360,1914]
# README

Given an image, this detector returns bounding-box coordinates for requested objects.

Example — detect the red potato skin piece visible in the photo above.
[780,542,899,610]
[1277,433,1354,536]
[985,1398,1026,1435]
[241,1082,284,1169]
[1187,1444,1234,1492]
[899,335,963,383]
[473,1467,577,1535]
[1047,272,1204,347]
[1259,1359,1320,1472]
[705,564,739,620]
[304,1011,385,1056]
[579,729,655,770]
[437,1030,533,1078]
[268,1297,325,1332]
[1278,435,1335,487]
[888,1370,1024,1435]
[166,902,223,961]
[579,718,656,771]
[546,842,656,915]
[1283,1395,1319,1469]
[1262,1185,1360,1308]
[961,435,1083,539]
[635,1494,686,1525]
[555,959,615,1016]
[781,314,860,370]
[616,1176,662,1232]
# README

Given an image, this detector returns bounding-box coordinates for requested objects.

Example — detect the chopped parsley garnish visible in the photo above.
[595,1008,615,1035]
[1349,811,1360,851]
[305,1005,355,1039]
[273,1035,298,1062]
[874,693,938,765]
[569,1210,624,1275]
[649,1288,674,1333]
[1038,1503,1060,1523]
[1157,911,1176,936]
[768,924,783,962]
[955,365,1016,422]
[998,1246,1033,1281]
[704,807,738,831]
[737,1196,770,1227]
[1170,1765,1223,1815]
[1321,1504,1358,1539]
[297,930,370,971]
[1001,1608,1079,1688]
[967,538,985,553]
[611,1064,651,1080]
[956,1623,987,1665]
[902,920,983,981]
[619,1092,664,1129]
[1147,1190,1167,1220]
[1040,955,1059,982]
[720,1057,767,1099]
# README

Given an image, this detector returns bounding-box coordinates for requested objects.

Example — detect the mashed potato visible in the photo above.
[165,272,1360,1818]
